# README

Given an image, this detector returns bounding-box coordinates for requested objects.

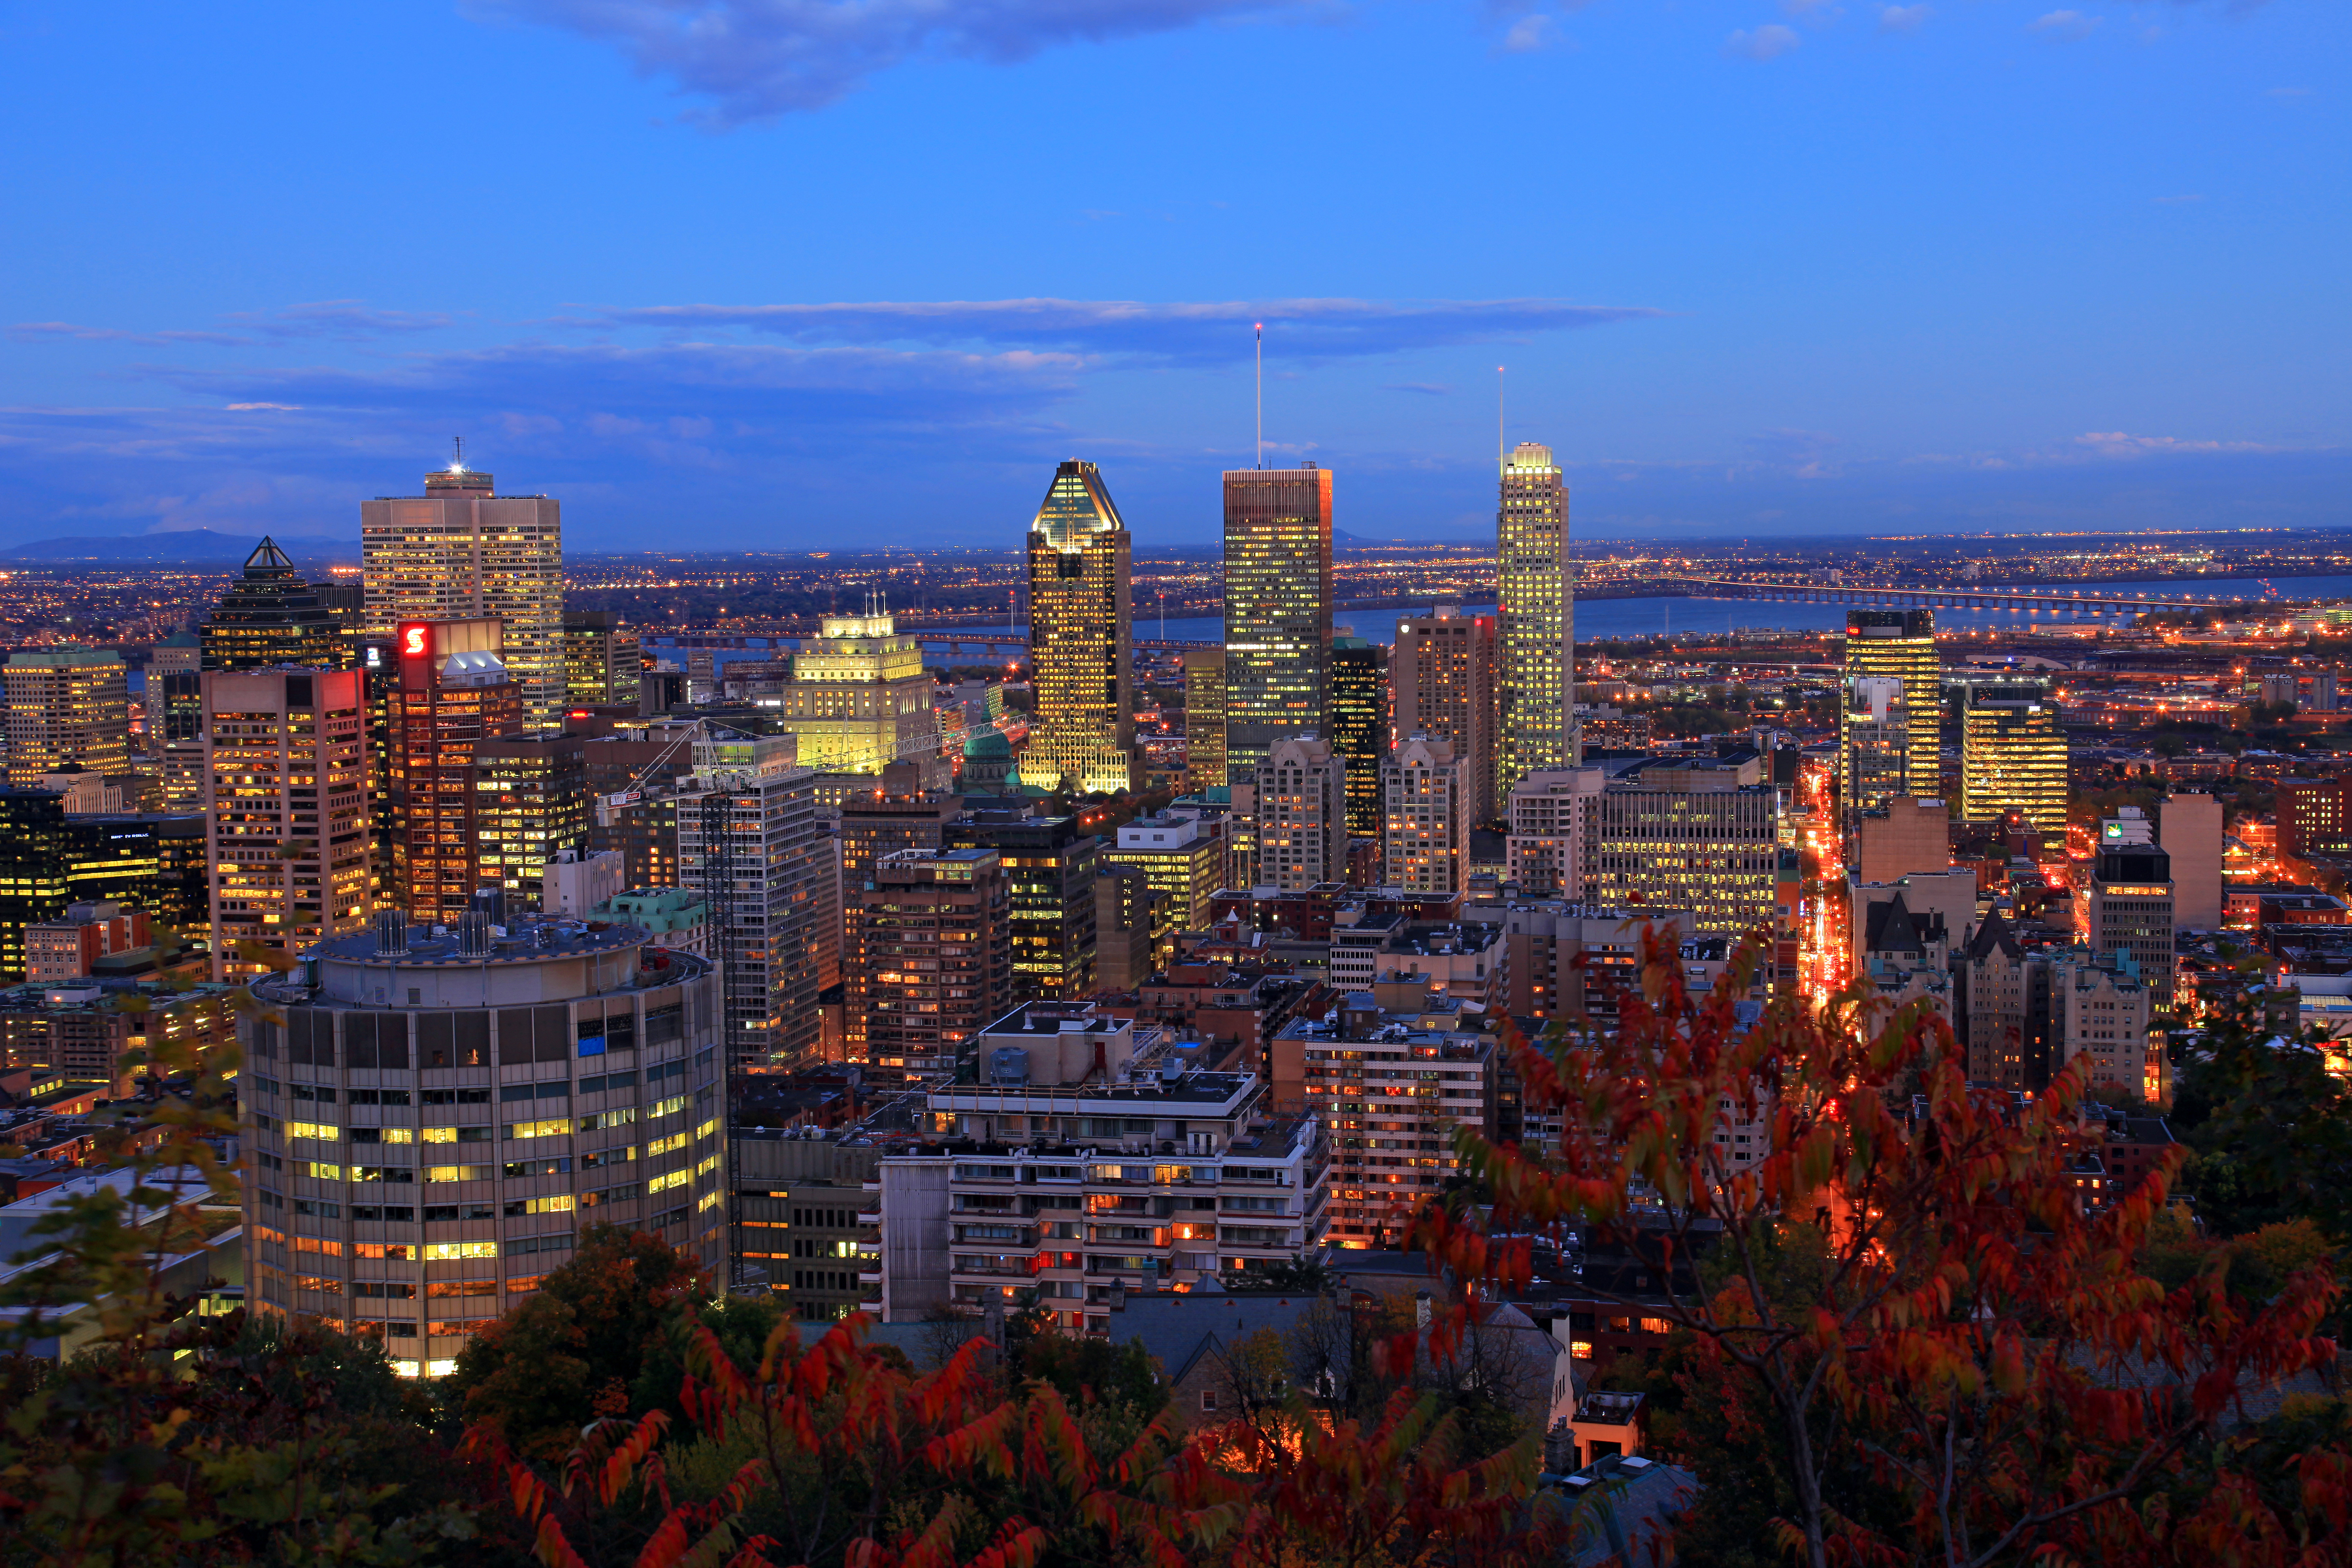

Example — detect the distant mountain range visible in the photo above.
[3,531,359,565]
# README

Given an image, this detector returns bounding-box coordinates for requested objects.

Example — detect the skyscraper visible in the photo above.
[1181,647,1226,792]
[1022,461,1135,794]
[1497,442,1573,794]
[1957,679,2066,838]
[859,847,1012,1084]
[5,647,129,787]
[1222,465,1333,786]
[1394,606,1500,824]
[361,455,564,732]
[1840,610,1940,812]
[1327,630,1388,839]
[2088,808,2175,1017]
[200,539,344,673]
[1255,734,1345,891]
[562,610,642,709]
[475,732,590,906]
[203,668,371,975]
[385,618,525,924]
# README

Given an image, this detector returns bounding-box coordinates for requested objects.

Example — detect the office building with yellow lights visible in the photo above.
[201,538,344,673]
[1588,757,1780,938]
[1957,679,2067,838]
[1328,630,1388,838]
[1840,610,1940,812]
[1497,442,1574,793]
[1022,461,1135,794]
[361,459,564,732]
[5,646,130,788]
[1223,465,1333,786]
[779,596,942,783]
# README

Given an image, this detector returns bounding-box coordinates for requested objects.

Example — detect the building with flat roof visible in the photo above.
[1222,465,1333,785]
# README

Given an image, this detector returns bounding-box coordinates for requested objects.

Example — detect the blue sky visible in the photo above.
[0,0,2342,551]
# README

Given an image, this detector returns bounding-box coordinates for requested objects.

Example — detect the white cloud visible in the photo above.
[2028,10,2102,41]
[1722,23,1801,59]
[1501,12,1557,52]
[1878,4,1930,35]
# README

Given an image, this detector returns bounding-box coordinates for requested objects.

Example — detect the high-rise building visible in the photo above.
[1856,795,1950,884]
[2088,808,2175,1016]
[2163,792,2225,931]
[1382,734,1470,895]
[1222,465,1333,785]
[24,900,150,985]
[1840,611,1939,812]
[1105,811,1225,940]
[1092,863,1157,992]
[240,913,727,1375]
[199,539,342,673]
[1255,735,1345,892]
[562,610,642,710]
[1588,758,1781,936]
[1181,647,1227,793]
[154,670,206,812]
[361,457,564,732]
[838,777,954,1070]
[147,632,201,683]
[674,732,832,1070]
[1497,442,1573,794]
[1394,606,1500,825]
[778,597,942,781]
[1957,680,2066,838]
[1505,766,1603,898]
[1022,461,1135,795]
[1841,676,1912,818]
[476,733,590,906]
[386,619,524,925]
[203,668,371,975]
[1328,630,1388,839]
[945,812,1100,1004]
[859,848,1011,1083]
[6,647,130,787]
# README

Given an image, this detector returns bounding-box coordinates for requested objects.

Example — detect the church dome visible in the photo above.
[964,729,1013,760]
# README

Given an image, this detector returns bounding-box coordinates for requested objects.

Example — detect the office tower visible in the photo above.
[779,596,942,781]
[1856,796,1950,884]
[199,538,342,672]
[563,610,642,709]
[1506,766,1603,898]
[7,647,129,787]
[2053,956,2153,1100]
[838,777,953,1069]
[1588,758,1780,936]
[1840,611,1939,811]
[858,848,1012,1083]
[147,632,201,683]
[2087,808,2174,1015]
[204,668,371,975]
[154,670,206,811]
[1957,680,2066,838]
[1328,630,1388,838]
[1105,811,1225,938]
[2163,792,2224,930]
[1497,442,1574,794]
[1255,734,1345,891]
[1394,606,1500,824]
[1182,647,1226,792]
[2278,777,2352,859]
[387,619,525,925]
[1382,734,1469,895]
[240,912,727,1374]
[1842,677,1912,817]
[361,456,564,732]
[945,812,1099,1004]
[1092,863,1156,992]
[311,576,365,644]
[475,733,589,906]
[355,636,399,908]
[676,732,830,1070]
[1022,461,1135,795]
[1222,465,1333,785]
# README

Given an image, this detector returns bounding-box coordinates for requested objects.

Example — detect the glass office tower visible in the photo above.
[1022,461,1135,795]
[1222,465,1333,787]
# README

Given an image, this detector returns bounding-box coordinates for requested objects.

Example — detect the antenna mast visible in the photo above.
[1497,367,1505,468]
[1254,323,1264,470]
[452,435,464,472]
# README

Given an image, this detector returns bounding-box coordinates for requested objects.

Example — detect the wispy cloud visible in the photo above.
[9,301,453,349]
[1878,4,1931,35]
[1384,382,1453,396]
[561,297,1668,363]
[2072,430,2278,458]
[1500,13,1558,53]
[2153,193,2206,204]
[2268,85,2311,99]
[2028,10,2102,41]
[1723,24,1801,60]
[8,321,252,348]
[469,0,1328,127]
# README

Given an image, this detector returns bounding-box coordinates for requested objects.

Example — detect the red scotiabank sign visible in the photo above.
[399,623,430,658]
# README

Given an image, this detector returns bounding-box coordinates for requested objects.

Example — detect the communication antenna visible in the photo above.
[1497,367,1505,468]
[1254,323,1264,470]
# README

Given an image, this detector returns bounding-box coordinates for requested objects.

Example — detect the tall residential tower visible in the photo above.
[1497,442,1573,795]
[1222,465,1333,787]
[1022,461,1135,794]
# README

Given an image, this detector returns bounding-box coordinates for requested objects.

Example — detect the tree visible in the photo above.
[2168,987,2352,1243]
[1414,925,2346,1568]
[445,1225,706,1460]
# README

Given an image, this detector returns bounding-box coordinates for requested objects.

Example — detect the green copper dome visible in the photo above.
[964,729,1013,760]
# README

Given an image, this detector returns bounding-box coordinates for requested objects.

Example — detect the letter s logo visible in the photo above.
[402,625,427,657]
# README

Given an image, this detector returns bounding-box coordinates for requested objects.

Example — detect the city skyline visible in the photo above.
[0,5,2342,550]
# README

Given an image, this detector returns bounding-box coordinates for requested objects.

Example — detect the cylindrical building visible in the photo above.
[239,913,723,1377]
